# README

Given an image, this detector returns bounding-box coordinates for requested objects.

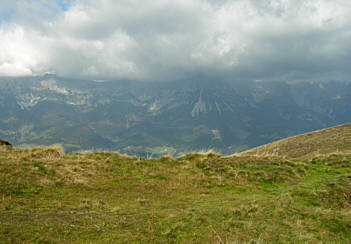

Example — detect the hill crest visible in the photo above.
[236,123,351,159]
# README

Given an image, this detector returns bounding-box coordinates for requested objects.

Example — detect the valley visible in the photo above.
[1,75,350,157]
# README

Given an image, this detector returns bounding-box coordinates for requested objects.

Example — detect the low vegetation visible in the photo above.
[0,139,11,146]
[237,123,351,159]
[1,140,351,243]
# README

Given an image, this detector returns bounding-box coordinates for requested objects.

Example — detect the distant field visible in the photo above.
[1,141,351,243]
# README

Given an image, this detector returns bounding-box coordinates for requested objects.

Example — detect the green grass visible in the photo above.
[1,145,351,243]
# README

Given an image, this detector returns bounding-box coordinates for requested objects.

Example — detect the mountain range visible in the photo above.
[0,74,350,157]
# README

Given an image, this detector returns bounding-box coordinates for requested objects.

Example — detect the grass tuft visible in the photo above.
[1,141,351,242]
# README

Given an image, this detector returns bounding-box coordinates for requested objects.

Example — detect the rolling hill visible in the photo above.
[1,124,351,242]
[236,123,351,159]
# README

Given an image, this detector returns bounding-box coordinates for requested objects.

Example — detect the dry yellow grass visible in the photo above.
[235,123,351,160]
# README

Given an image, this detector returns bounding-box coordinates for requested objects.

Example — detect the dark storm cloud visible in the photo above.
[0,0,350,82]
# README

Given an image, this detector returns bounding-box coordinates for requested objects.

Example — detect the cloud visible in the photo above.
[0,0,350,81]
[0,24,50,76]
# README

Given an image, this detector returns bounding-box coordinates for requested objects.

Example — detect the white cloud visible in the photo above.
[0,24,49,76]
[0,0,350,81]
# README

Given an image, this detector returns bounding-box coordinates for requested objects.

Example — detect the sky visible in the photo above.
[0,0,350,82]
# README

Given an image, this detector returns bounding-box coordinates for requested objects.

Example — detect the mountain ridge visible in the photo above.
[1,75,351,157]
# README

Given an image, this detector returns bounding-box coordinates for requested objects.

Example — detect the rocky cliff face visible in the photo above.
[0,75,350,156]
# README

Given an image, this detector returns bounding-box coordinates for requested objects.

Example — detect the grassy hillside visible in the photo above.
[237,123,351,159]
[1,144,351,243]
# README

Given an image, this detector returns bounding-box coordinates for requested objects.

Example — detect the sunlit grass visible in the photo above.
[236,123,351,159]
